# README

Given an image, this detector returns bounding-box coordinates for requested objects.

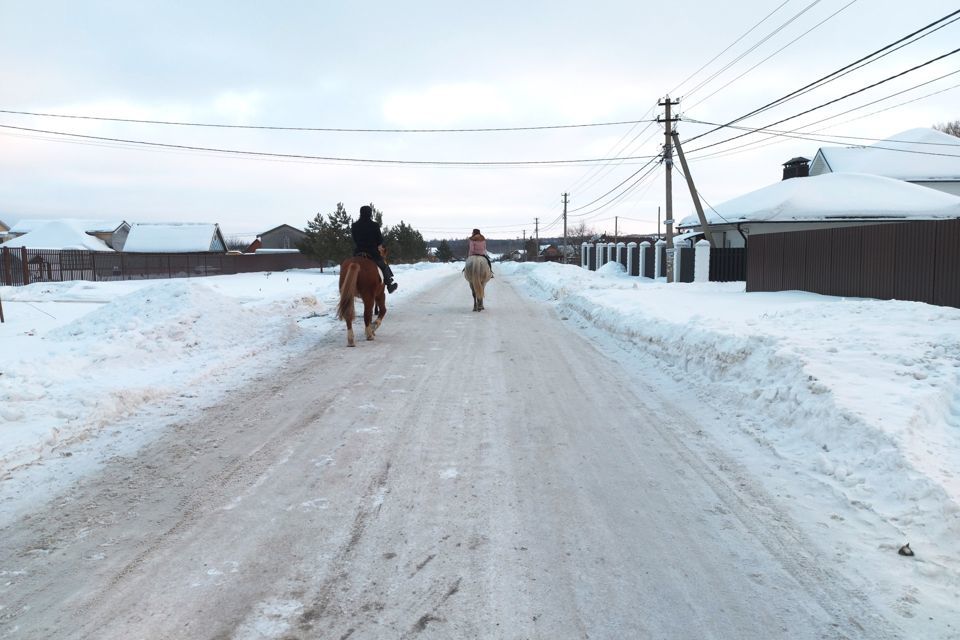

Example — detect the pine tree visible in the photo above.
[384,220,427,263]
[327,202,354,260]
[436,239,454,262]
[297,202,354,265]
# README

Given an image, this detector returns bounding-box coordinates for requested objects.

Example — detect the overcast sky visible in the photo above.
[2,1,958,241]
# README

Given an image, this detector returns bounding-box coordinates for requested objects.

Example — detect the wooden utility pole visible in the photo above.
[614,216,618,243]
[672,131,715,247]
[659,96,680,282]
[562,192,569,263]
[534,217,539,259]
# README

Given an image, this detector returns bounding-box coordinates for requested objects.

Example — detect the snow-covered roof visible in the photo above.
[811,128,960,182]
[679,173,960,228]
[10,218,127,234]
[123,223,226,253]
[672,230,703,245]
[1,220,115,251]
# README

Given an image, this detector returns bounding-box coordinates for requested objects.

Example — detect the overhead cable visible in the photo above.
[682,8,960,146]
[669,0,792,96]
[683,46,960,155]
[0,109,655,133]
[0,123,660,166]
[685,0,860,112]
[683,0,825,99]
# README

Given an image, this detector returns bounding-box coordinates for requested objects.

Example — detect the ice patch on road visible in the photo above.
[233,598,304,639]
[440,468,459,479]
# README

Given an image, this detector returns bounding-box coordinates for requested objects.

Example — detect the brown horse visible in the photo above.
[463,255,492,311]
[336,255,386,347]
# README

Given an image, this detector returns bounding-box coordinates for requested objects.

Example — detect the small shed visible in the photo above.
[123,223,227,253]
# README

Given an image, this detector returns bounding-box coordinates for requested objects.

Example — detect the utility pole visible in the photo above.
[659,96,680,282]
[534,217,539,260]
[672,131,715,247]
[562,192,569,263]
[614,216,619,243]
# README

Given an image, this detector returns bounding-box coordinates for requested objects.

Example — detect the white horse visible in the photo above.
[463,256,492,311]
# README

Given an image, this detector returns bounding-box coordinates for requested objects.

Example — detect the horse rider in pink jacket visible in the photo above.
[467,229,493,273]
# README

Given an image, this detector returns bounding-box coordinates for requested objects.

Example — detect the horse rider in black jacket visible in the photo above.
[351,205,398,293]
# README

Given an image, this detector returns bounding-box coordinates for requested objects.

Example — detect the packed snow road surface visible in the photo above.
[0,272,899,639]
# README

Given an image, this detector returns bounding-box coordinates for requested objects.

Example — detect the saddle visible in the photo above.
[353,251,385,283]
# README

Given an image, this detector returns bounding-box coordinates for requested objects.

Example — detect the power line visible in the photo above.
[564,102,659,195]
[669,0,793,96]
[569,162,662,221]
[567,156,661,213]
[683,0,825,100]
[0,108,656,133]
[684,120,960,159]
[683,8,960,146]
[0,123,661,166]
[672,166,734,227]
[565,118,662,201]
[683,45,960,155]
[684,0,860,112]
[682,69,960,161]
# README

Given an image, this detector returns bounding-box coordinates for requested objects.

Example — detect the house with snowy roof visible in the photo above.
[1,220,117,284]
[0,218,9,243]
[122,223,227,253]
[6,219,129,249]
[677,173,960,248]
[809,128,960,197]
[2,220,116,251]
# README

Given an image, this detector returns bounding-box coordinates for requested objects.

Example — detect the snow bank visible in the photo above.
[500,261,960,623]
[0,263,459,479]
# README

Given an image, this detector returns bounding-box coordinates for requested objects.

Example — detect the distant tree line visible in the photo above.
[934,120,960,137]
[297,203,427,265]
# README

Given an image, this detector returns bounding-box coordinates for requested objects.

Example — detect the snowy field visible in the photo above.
[1,260,959,636]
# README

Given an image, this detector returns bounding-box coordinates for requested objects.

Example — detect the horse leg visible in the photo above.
[373,290,386,333]
[346,317,355,347]
[363,294,376,340]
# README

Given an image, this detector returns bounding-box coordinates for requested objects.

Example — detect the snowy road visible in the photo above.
[0,272,900,639]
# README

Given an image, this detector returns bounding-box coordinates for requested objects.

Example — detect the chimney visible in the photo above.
[782,157,810,180]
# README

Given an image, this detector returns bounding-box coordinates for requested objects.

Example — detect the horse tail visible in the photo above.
[337,262,359,322]
[465,256,490,292]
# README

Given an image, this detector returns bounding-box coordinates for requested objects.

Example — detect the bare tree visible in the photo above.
[567,221,597,245]
[933,120,960,137]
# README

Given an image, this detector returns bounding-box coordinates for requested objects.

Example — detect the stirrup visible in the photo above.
[387,282,398,293]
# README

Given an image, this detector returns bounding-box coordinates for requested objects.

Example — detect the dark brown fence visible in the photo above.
[710,248,747,282]
[644,245,656,277]
[678,247,695,282]
[746,220,960,308]
[1,247,323,286]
